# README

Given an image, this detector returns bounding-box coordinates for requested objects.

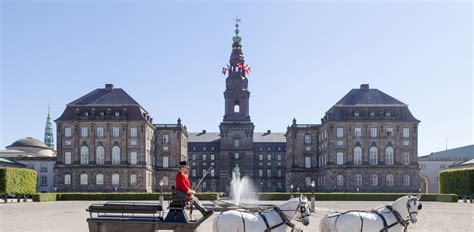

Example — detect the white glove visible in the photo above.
[191,195,199,201]
[188,190,196,195]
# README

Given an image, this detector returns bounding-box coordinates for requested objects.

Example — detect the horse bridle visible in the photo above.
[293,198,311,222]
[406,197,422,219]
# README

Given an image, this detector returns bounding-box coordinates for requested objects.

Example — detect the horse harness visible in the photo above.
[238,199,308,232]
[328,198,421,232]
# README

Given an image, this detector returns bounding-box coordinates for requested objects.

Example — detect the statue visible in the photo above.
[233,164,240,178]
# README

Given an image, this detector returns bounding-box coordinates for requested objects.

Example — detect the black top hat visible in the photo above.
[179,161,189,167]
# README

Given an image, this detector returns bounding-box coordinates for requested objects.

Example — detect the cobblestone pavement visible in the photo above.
[0,200,473,232]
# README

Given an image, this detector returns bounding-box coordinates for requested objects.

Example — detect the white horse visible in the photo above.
[320,195,422,232]
[213,196,311,232]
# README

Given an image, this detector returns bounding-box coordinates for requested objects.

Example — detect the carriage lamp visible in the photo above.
[54,187,57,193]
[310,181,316,212]
[159,180,164,209]
[290,184,294,199]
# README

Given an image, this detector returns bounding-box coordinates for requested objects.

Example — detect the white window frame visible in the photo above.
[353,146,362,165]
[234,138,240,148]
[336,152,343,165]
[131,151,138,165]
[112,127,120,137]
[130,127,138,137]
[65,127,72,137]
[370,127,377,137]
[403,152,410,165]
[130,174,137,185]
[266,169,272,177]
[336,128,344,138]
[304,156,311,168]
[402,128,410,138]
[386,128,393,137]
[112,146,120,165]
[65,174,71,185]
[404,175,410,186]
[81,127,88,137]
[386,174,394,186]
[96,146,105,165]
[337,175,344,186]
[162,135,170,144]
[304,135,312,144]
[235,153,239,159]
[80,174,88,185]
[96,174,104,185]
[370,174,378,186]
[385,147,394,165]
[355,128,362,137]
[80,146,89,165]
[163,156,169,168]
[354,174,362,186]
[258,169,263,177]
[369,147,378,165]
[97,127,104,137]
[112,173,120,185]
[65,152,72,164]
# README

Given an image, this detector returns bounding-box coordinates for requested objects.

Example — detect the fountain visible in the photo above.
[229,164,255,205]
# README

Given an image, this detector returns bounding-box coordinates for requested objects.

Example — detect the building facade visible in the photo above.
[53,22,420,193]
[419,145,474,193]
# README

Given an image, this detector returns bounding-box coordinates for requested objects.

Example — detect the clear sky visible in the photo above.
[1,1,472,156]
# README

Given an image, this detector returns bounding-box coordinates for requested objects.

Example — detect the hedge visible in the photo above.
[258,193,458,202]
[0,168,37,195]
[439,168,474,196]
[32,192,219,202]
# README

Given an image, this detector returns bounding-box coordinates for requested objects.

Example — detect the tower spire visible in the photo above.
[44,104,54,149]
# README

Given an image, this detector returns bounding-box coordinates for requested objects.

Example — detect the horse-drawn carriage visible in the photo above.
[86,186,213,232]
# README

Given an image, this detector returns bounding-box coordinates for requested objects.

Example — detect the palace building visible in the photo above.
[54,21,420,193]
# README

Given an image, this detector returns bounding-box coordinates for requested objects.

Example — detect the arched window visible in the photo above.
[353,146,362,165]
[370,174,378,186]
[80,146,89,165]
[64,174,71,185]
[369,146,378,165]
[234,102,240,113]
[305,177,312,187]
[130,174,137,185]
[80,174,88,185]
[112,173,120,185]
[96,174,104,185]
[386,174,394,186]
[354,174,362,186]
[112,146,120,165]
[385,146,394,165]
[96,146,105,165]
[336,175,344,186]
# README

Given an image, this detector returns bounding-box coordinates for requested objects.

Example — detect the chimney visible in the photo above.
[266,130,271,134]
[360,84,369,91]
[105,84,114,92]
[202,130,206,134]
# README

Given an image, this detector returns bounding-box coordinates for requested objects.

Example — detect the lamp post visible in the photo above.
[290,184,294,199]
[159,180,164,208]
[310,180,315,212]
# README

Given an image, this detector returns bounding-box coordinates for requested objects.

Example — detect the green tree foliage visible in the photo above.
[0,168,37,194]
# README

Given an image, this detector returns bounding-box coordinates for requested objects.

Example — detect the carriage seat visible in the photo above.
[169,186,189,208]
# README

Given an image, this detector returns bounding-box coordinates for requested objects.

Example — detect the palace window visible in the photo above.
[403,152,410,165]
[369,146,378,165]
[404,175,410,186]
[304,135,312,144]
[336,128,344,138]
[80,174,88,185]
[304,156,311,168]
[385,146,394,165]
[40,176,48,186]
[210,154,215,160]
[267,154,271,161]
[96,146,105,165]
[258,169,263,177]
[386,128,393,137]
[267,169,272,177]
[163,176,169,186]
[81,127,88,137]
[163,156,169,168]
[130,174,137,185]
[403,128,410,138]
[353,146,362,165]
[64,152,71,164]
[354,174,362,186]
[355,128,362,137]
[210,169,215,177]
[131,152,138,165]
[112,127,120,137]
[64,174,71,185]
[336,152,343,165]
[202,154,207,160]
[370,174,378,186]
[65,127,72,137]
[112,174,120,185]
[259,154,263,161]
[234,138,240,148]
[337,175,344,186]
[162,135,170,144]
[112,146,120,164]
[234,103,240,113]
[97,127,104,137]
[80,146,89,165]
[130,127,138,137]
[234,153,239,159]
[370,128,377,137]
[386,174,394,186]
[96,174,104,185]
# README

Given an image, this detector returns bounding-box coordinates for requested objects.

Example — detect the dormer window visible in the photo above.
[354,112,359,117]
[370,112,375,117]
[385,111,391,117]
[84,112,89,116]
[100,112,105,116]
[115,112,120,117]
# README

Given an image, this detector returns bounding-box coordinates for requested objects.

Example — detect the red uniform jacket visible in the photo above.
[176,172,192,200]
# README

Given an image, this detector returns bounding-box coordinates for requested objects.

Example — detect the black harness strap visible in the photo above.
[358,212,364,232]
[239,211,246,232]
[258,212,270,230]
[372,210,389,232]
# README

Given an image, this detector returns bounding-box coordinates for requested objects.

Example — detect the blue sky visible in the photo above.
[1,1,472,156]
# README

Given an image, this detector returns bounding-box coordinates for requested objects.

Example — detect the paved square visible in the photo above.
[0,200,473,232]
